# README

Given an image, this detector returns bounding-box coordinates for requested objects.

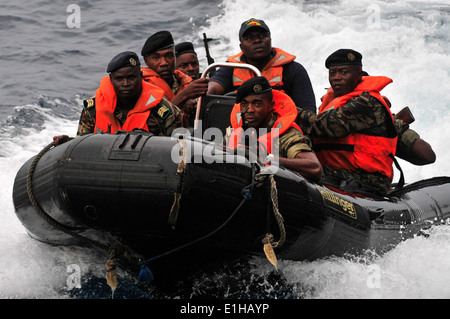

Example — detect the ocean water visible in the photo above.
[0,0,449,299]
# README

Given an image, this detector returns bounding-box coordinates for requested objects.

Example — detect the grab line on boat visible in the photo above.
[137,163,261,282]
[26,139,107,249]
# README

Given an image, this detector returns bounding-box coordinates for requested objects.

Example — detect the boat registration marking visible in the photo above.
[319,188,357,219]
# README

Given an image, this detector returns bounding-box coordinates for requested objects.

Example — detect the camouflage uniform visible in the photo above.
[394,117,421,161]
[296,91,415,195]
[269,114,314,158]
[224,113,314,159]
[76,96,183,137]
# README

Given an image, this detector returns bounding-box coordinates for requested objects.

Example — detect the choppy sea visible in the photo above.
[1,0,449,301]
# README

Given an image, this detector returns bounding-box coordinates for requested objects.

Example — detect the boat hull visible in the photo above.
[12,131,450,283]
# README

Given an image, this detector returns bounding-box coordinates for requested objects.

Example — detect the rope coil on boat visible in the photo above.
[268,174,286,248]
[254,172,286,248]
[255,172,286,269]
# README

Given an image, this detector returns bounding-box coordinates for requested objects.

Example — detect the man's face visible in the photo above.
[240,93,274,129]
[143,47,175,83]
[328,65,363,97]
[110,66,142,99]
[239,28,272,61]
[176,53,200,79]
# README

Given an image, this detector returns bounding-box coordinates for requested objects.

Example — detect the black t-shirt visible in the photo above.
[210,54,317,112]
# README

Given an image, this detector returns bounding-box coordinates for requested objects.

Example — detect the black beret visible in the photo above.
[325,49,363,68]
[239,18,270,39]
[141,30,174,56]
[175,42,197,57]
[106,51,140,73]
[236,76,272,103]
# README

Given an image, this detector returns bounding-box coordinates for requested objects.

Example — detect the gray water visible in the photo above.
[0,0,222,108]
[0,0,449,299]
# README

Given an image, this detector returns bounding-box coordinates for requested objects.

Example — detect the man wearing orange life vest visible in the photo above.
[75,51,182,137]
[141,31,209,125]
[207,18,317,113]
[225,76,322,182]
[296,49,435,196]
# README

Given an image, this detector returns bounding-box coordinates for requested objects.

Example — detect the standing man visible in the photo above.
[175,41,201,80]
[208,18,317,113]
[225,76,322,182]
[296,49,435,196]
[141,31,209,122]
[76,51,183,137]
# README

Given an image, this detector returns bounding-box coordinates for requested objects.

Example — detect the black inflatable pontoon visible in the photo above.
[12,63,450,286]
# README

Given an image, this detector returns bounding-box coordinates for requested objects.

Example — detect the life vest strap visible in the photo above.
[313,143,354,153]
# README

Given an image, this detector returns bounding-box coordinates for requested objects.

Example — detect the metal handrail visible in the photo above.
[193,63,262,130]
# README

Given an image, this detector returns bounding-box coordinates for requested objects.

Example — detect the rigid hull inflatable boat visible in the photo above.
[12,63,450,286]
[12,130,450,284]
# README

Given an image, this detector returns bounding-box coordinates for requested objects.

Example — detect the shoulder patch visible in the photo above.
[83,97,95,109]
[154,104,171,119]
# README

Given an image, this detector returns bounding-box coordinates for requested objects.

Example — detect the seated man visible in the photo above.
[141,31,209,122]
[296,49,435,196]
[225,76,322,182]
[175,41,201,80]
[208,18,316,113]
[76,51,183,137]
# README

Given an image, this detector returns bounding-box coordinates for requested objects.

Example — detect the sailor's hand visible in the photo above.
[182,99,197,118]
[185,78,210,99]
[53,135,71,146]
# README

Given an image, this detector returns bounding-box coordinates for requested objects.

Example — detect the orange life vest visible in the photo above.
[227,48,296,91]
[141,67,192,101]
[314,76,397,180]
[94,76,165,134]
[227,90,301,155]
